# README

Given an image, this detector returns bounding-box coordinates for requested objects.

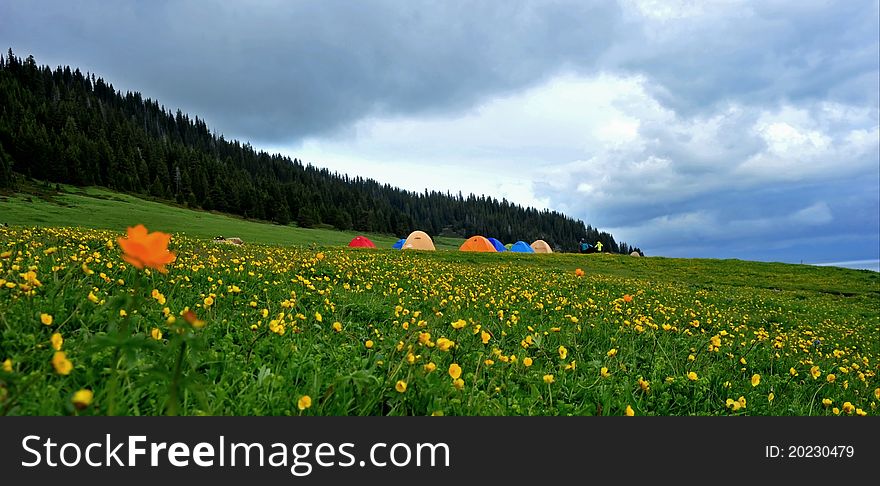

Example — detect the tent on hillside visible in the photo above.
[349,236,376,248]
[487,237,507,252]
[392,238,406,250]
[402,231,436,251]
[460,235,497,252]
[630,251,641,257]
[509,241,535,253]
[531,240,553,253]
[505,243,513,250]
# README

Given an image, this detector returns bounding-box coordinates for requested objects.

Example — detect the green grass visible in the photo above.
[0,184,464,250]
[0,187,877,417]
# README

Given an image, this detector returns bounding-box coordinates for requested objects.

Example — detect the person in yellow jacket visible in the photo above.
[595,241,603,252]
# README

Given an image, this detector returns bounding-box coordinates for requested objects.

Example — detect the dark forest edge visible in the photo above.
[0,49,640,254]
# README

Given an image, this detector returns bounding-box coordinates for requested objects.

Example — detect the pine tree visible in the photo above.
[0,141,14,188]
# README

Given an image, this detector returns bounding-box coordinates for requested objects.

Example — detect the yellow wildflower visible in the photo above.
[298,395,312,411]
[448,363,462,380]
[51,333,63,351]
[52,351,73,375]
[72,389,93,410]
[436,337,455,352]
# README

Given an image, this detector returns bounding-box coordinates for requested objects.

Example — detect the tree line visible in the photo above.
[0,50,640,253]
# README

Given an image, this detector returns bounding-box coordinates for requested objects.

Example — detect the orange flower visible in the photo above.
[117,225,176,273]
[575,268,584,277]
[623,294,633,303]
[182,310,206,329]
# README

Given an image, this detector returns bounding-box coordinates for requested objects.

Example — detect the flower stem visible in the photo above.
[167,340,187,416]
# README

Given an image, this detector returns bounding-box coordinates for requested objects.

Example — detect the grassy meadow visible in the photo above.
[0,187,878,416]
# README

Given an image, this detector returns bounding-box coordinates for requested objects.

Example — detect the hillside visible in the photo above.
[0,50,636,254]
[0,183,464,249]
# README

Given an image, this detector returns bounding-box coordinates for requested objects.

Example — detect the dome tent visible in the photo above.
[348,236,376,248]
[630,251,641,257]
[392,238,406,250]
[508,241,535,253]
[530,240,553,253]
[487,237,507,252]
[460,235,497,252]
[402,231,436,251]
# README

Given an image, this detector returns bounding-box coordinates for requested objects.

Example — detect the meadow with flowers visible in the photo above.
[1,224,878,416]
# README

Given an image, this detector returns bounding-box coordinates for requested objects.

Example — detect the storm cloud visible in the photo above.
[1,0,623,142]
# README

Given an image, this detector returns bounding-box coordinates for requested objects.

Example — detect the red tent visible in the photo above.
[348,236,376,248]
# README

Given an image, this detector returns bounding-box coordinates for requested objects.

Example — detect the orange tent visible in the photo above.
[348,236,376,248]
[402,230,436,251]
[459,235,497,252]
[530,239,553,253]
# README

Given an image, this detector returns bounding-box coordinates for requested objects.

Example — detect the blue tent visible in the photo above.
[509,241,535,253]
[392,238,405,249]
[487,237,507,252]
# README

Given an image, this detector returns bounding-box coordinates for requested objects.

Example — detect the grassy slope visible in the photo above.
[0,184,464,250]
[1,183,877,301]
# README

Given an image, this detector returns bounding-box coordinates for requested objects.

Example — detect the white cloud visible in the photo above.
[620,0,748,21]
[276,69,876,260]
[791,202,833,225]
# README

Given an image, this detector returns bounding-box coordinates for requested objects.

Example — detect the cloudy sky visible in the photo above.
[2,0,878,266]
